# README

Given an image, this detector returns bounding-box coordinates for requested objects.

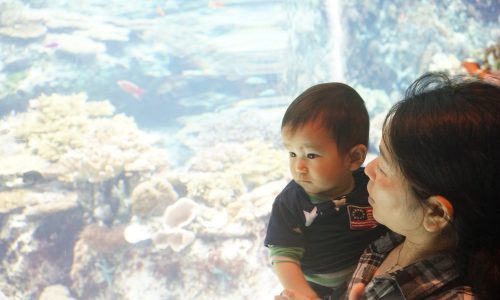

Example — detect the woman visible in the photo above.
[277,72,500,299]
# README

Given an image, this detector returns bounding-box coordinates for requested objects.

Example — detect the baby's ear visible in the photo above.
[423,195,454,233]
[348,144,367,171]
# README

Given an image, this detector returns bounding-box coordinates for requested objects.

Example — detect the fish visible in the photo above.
[156,6,165,16]
[44,42,59,48]
[462,59,500,85]
[208,0,224,8]
[461,60,488,79]
[117,80,145,100]
[22,170,44,184]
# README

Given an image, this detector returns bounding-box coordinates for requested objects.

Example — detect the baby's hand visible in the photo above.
[348,283,366,300]
[274,289,321,300]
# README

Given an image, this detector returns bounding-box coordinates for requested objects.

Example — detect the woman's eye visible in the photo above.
[289,152,296,157]
[306,153,318,159]
[377,165,386,175]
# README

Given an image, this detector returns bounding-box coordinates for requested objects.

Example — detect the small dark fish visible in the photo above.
[22,170,44,184]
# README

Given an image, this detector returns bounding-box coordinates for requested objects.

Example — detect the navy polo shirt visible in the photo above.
[265,168,388,274]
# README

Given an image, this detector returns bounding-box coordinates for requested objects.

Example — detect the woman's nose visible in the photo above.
[365,157,377,180]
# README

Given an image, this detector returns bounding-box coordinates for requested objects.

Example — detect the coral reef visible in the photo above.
[183,170,247,206]
[46,33,106,56]
[176,139,287,208]
[8,93,170,183]
[78,224,129,254]
[162,197,198,229]
[69,239,103,299]
[0,206,83,300]
[74,24,130,42]
[130,177,178,217]
[123,223,152,244]
[0,153,48,177]
[11,93,115,162]
[0,1,495,299]
[0,190,78,215]
[0,124,49,177]
[39,284,77,300]
[0,189,37,214]
[0,22,47,39]
[0,2,46,39]
[0,1,25,27]
[153,229,195,252]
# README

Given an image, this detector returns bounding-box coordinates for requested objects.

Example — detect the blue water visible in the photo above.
[0,0,498,299]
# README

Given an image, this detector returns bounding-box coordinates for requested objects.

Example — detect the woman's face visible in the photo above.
[364,137,425,235]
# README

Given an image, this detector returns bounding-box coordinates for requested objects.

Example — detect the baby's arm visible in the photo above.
[273,261,319,298]
[269,246,318,298]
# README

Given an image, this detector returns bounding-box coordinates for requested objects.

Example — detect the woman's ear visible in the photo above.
[423,195,454,232]
[348,144,368,171]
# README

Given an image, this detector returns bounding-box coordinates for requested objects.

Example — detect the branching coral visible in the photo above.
[11,93,114,162]
[227,140,288,188]
[9,93,170,183]
[187,140,287,187]
[0,1,25,26]
[181,139,287,207]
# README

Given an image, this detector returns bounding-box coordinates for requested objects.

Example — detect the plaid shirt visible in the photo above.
[345,232,474,299]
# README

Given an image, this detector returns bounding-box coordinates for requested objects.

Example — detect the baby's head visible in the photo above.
[282,83,369,155]
[281,83,369,198]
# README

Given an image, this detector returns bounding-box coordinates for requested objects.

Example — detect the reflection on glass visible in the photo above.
[0,0,498,299]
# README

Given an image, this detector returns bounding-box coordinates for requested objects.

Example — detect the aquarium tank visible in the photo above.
[0,0,498,299]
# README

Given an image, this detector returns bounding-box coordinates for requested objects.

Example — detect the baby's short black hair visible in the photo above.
[281,82,369,154]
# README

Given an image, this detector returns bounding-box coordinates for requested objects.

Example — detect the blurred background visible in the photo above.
[0,0,498,299]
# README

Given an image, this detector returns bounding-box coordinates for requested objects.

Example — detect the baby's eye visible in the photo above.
[289,152,296,158]
[306,153,318,159]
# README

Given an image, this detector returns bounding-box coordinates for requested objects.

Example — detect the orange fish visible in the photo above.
[461,60,500,85]
[461,60,489,79]
[208,0,224,8]
[117,80,145,100]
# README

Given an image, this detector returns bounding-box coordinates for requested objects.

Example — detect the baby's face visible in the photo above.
[282,121,354,199]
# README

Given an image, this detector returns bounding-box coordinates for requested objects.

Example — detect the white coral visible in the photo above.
[162,197,199,230]
[39,285,77,300]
